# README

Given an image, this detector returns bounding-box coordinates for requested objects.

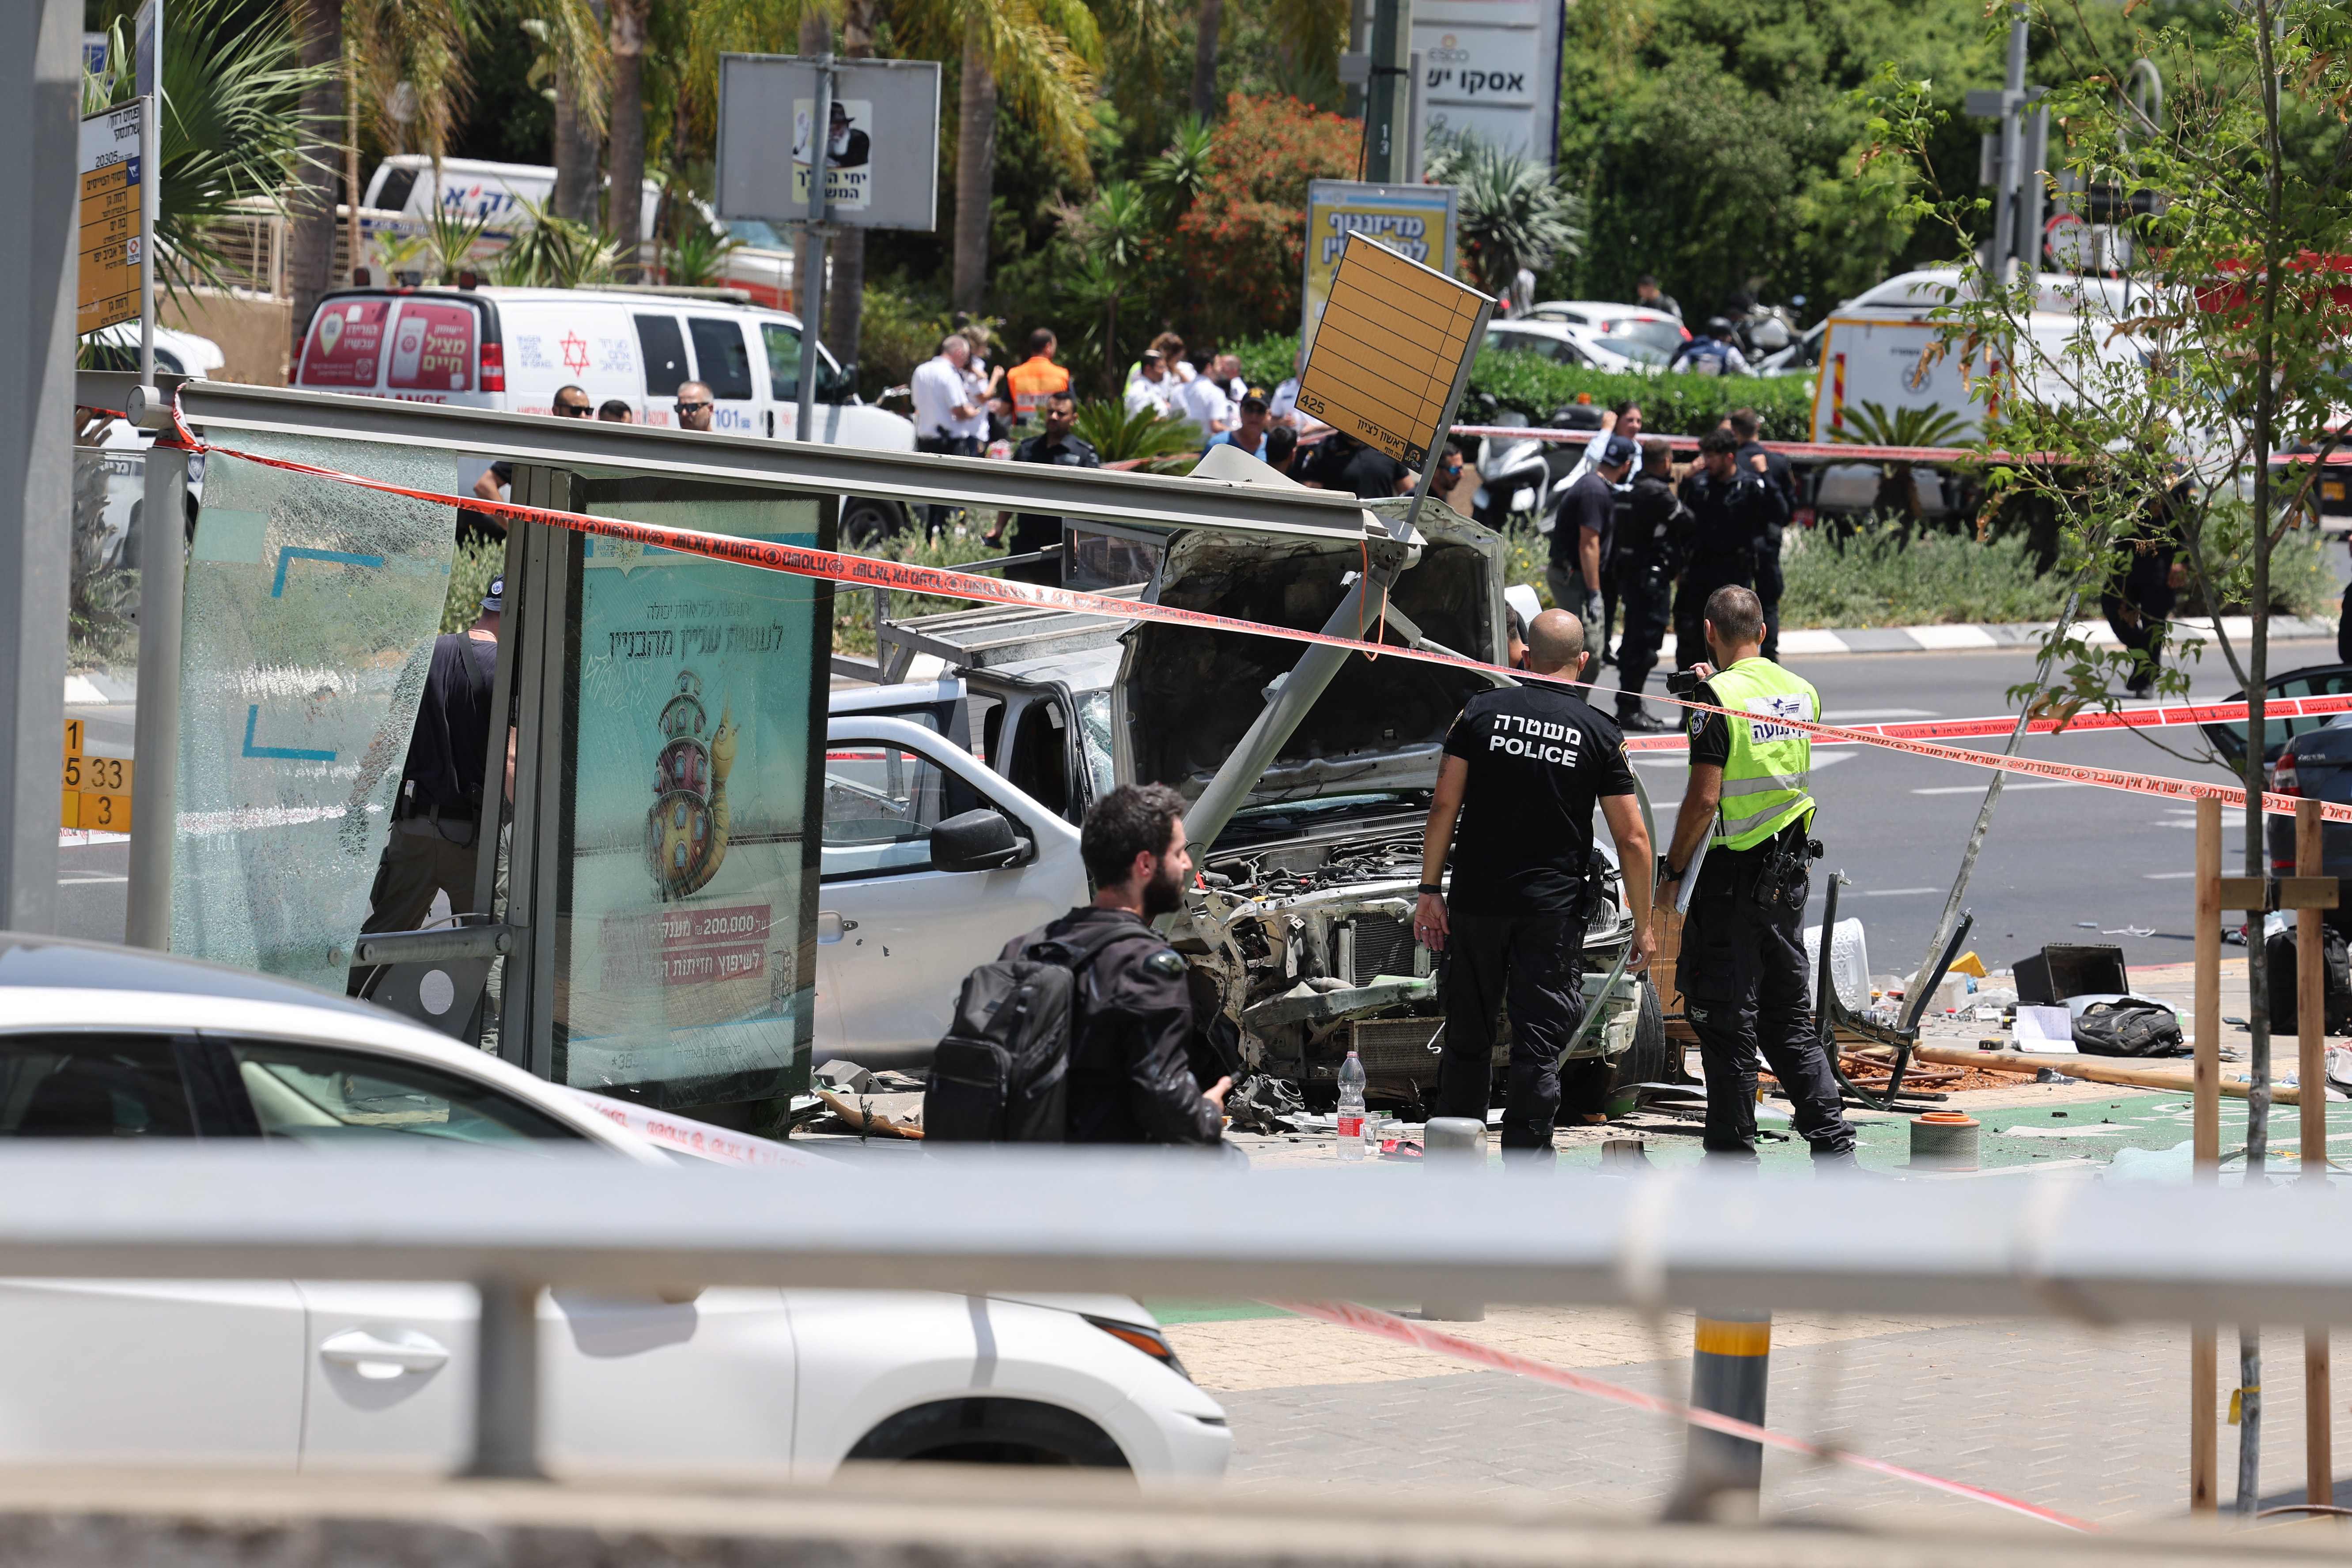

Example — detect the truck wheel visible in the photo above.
[846,1397,1131,1470]
[1607,979,1679,1105]
[839,496,905,552]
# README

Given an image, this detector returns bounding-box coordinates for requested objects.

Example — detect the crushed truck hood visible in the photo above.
[1123,501,1507,809]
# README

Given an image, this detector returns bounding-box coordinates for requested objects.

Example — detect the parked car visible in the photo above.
[2265,716,2352,896]
[0,933,1229,1482]
[1482,320,1652,376]
[2201,663,2352,775]
[818,493,1671,1111]
[291,285,916,541]
[1521,302,1689,365]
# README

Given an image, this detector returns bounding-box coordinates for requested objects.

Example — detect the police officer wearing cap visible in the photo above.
[1673,427,1788,673]
[1550,435,1636,639]
[346,576,508,995]
[1415,609,1656,1156]
[1657,585,1855,1165]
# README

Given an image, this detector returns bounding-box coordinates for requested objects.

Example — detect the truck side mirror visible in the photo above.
[931,808,1027,873]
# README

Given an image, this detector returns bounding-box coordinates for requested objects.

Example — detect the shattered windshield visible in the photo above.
[1076,691,1116,801]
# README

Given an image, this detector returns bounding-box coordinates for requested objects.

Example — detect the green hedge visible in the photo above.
[1229,331,1816,439]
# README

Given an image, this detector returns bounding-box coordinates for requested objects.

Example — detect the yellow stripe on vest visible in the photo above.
[1694,1318,1773,1357]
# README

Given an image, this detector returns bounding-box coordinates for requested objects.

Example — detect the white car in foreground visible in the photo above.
[0,934,1228,1482]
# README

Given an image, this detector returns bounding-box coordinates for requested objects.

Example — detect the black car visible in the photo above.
[2199,663,2352,772]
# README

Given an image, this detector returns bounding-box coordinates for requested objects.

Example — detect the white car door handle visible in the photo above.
[319,1328,450,1378]
[817,911,858,943]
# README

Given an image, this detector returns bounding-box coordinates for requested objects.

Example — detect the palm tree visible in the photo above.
[85,0,325,310]
[288,0,346,362]
[936,0,1100,311]
[348,0,482,169]
[1423,136,1583,297]
[518,0,610,224]
[605,0,650,278]
[1055,179,1151,393]
[1189,0,1221,118]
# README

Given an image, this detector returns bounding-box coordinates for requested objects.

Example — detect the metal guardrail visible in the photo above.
[174,381,1378,544]
[0,1149,2345,1481]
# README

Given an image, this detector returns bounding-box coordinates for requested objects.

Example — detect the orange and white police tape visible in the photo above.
[1620,692,2352,752]
[1270,1297,2095,1531]
[172,416,2352,826]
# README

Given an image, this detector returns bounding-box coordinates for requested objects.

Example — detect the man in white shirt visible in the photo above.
[911,334,984,537]
[1174,356,1237,434]
[1123,350,1175,417]
[912,335,983,450]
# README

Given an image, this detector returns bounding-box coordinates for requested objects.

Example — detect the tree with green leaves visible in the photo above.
[1424,135,1583,299]
[1864,0,2352,1506]
[83,0,326,300]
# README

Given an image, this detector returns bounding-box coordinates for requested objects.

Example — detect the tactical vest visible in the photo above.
[1707,657,1819,850]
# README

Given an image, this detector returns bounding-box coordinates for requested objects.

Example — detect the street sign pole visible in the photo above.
[0,0,78,933]
[794,53,833,445]
[132,0,161,422]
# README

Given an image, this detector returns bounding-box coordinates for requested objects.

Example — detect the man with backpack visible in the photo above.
[925,784,1232,1145]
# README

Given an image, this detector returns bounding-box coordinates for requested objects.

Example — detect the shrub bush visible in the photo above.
[1228,332,1815,437]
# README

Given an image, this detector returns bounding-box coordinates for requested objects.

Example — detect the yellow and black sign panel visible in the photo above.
[61,718,133,834]
[1292,233,1491,470]
[77,102,144,337]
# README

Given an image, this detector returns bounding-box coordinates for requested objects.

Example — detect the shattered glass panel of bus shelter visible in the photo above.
[174,434,459,989]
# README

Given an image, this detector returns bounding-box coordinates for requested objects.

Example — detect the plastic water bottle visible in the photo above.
[1336,1050,1367,1160]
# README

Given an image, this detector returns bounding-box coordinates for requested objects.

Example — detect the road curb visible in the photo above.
[1755,614,2337,658]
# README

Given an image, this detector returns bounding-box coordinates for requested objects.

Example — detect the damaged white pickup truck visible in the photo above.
[823,490,1670,1113]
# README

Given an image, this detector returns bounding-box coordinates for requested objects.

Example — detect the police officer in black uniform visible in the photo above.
[347,576,507,995]
[1012,783,1232,1145]
[1413,610,1657,1157]
[1611,437,1689,732]
[1550,435,1634,630]
[1727,408,1796,661]
[985,389,1100,586]
[1673,427,1789,671]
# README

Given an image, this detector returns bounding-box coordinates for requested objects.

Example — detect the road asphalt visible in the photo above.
[1621,635,2338,979]
[55,634,2340,979]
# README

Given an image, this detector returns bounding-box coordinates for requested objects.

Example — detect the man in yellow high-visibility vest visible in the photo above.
[1657,586,1855,1165]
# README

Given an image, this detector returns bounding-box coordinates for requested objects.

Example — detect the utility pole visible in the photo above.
[0,0,77,933]
[1360,0,1413,184]
[1966,6,2047,281]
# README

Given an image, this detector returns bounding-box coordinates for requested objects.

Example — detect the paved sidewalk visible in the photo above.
[1172,1307,2352,1527]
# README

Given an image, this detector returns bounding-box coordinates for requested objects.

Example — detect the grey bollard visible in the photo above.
[1665,1310,1772,1521]
[1421,1117,1486,1323]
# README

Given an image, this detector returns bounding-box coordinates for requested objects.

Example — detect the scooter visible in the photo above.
[1475,405,1603,533]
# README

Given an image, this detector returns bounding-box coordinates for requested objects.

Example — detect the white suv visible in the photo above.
[0,934,1229,1482]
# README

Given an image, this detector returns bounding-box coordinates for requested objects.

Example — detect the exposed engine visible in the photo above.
[1166,805,1646,1110]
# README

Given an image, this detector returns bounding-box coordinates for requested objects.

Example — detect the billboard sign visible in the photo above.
[77,102,144,337]
[716,55,941,231]
[1301,180,1459,356]
[1414,0,1562,164]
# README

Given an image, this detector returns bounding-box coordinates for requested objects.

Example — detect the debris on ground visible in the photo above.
[812,1087,926,1138]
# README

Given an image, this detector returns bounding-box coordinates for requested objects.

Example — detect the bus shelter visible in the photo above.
[111,379,1378,1127]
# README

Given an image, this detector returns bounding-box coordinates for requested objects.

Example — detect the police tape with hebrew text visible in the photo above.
[1621,692,2352,752]
[168,414,2352,825]
[1268,1297,2094,1531]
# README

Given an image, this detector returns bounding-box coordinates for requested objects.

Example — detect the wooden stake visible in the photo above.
[2192,794,2221,1515]
[2297,798,2331,1506]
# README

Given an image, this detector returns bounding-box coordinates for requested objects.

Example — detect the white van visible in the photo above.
[292,285,916,537]
[363,155,662,243]
[361,156,798,310]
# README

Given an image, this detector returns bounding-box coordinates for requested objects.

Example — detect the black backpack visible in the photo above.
[2072,1000,2188,1058]
[2265,923,2352,1036]
[922,922,1154,1142]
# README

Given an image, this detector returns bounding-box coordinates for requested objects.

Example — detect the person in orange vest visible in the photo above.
[1006,328,1071,431]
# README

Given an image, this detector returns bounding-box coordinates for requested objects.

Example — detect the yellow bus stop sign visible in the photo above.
[1293,233,1492,474]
